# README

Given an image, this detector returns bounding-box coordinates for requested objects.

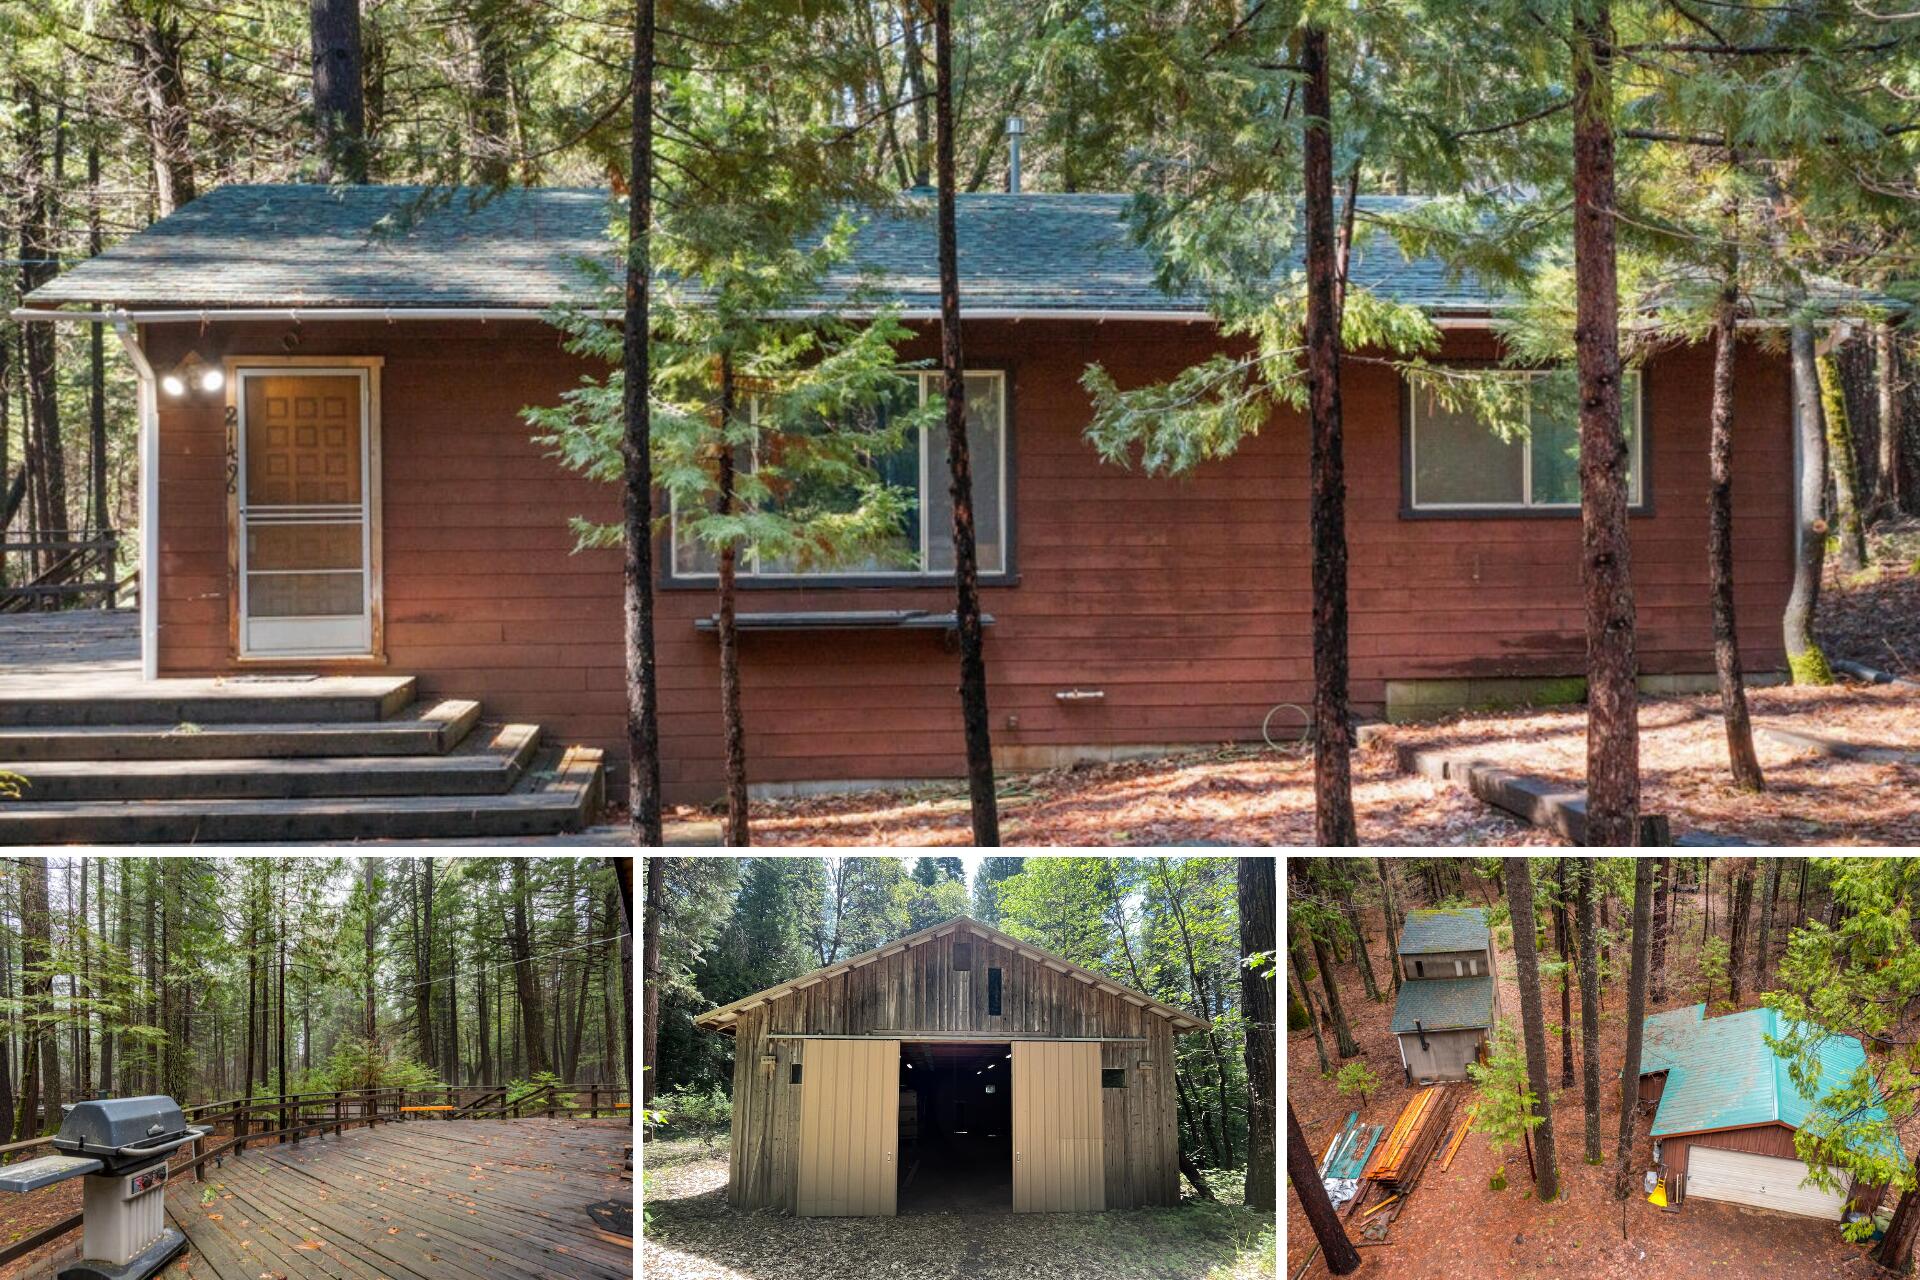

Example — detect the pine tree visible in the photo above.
[1504,858,1559,1202]
[1289,1102,1360,1274]
[1575,857,1601,1163]
[1614,859,1652,1203]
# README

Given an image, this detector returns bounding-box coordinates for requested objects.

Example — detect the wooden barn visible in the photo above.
[691,915,1208,1216]
[1638,1003,1896,1219]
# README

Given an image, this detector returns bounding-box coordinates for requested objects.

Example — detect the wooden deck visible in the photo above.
[21,1119,630,1280]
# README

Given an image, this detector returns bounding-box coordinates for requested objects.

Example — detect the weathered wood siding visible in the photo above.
[721,926,1183,1212]
[145,320,1794,801]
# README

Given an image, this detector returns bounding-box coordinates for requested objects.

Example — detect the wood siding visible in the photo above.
[1661,1124,1887,1215]
[1012,1042,1104,1212]
[1399,1027,1486,1082]
[795,1038,899,1217]
[144,320,1796,800]
[1402,950,1490,979]
[720,926,1182,1212]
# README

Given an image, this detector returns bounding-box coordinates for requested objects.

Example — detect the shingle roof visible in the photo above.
[1390,976,1495,1034]
[1641,1003,1899,1155]
[24,184,1506,314]
[1397,908,1490,955]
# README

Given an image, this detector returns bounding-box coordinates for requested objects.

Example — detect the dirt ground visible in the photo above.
[1818,516,1920,680]
[1373,682,1920,845]
[676,745,1552,847]
[642,1137,1277,1280]
[1287,862,1909,1280]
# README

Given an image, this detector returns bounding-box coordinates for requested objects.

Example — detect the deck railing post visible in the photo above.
[238,1098,250,1155]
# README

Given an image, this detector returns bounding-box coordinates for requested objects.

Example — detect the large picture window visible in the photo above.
[669,370,1009,580]
[1407,369,1644,512]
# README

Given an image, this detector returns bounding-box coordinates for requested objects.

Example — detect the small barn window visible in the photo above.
[1102,1069,1127,1089]
[1415,960,1425,978]
[1454,960,1464,976]
[988,968,1003,1015]
[954,942,973,971]
[790,1063,802,1085]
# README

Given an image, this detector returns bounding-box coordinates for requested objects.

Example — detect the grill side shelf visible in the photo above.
[0,1154,105,1193]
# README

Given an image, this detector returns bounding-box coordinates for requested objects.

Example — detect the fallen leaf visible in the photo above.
[208,1214,223,1221]
[388,1227,400,1235]
[296,1240,326,1250]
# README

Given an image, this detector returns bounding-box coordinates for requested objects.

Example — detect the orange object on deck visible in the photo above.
[399,1105,456,1113]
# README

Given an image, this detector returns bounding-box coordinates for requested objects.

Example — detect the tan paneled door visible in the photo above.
[1013,1042,1105,1212]
[236,369,377,656]
[796,1039,899,1217]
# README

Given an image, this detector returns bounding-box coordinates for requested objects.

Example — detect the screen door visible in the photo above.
[237,370,374,656]
[796,1039,899,1216]
[1013,1041,1105,1212]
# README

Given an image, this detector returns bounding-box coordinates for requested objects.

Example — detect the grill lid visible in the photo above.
[52,1096,187,1155]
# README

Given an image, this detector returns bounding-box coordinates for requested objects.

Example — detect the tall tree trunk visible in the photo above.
[1817,351,1869,573]
[1754,858,1778,994]
[641,858,662,1107]
[1874,320,1903,516]
[1707,237,1765,790]
[1311,930,1358,1058]
[899,0,930,187]
[415,860,436,1065]
[1553,860,1574,1089]
[244,864,258,1095]
[134,11,197,214]
[15,858,49,1140]
[310,0,368,182]
[1615,859,1654,1202]
[623,0,665,844]
[1874,1183,1920,1271]
[1378,859,1402,993]
[509,859,552,1076]
[1728,861,1753,1006]
[931,0,1000,845]
[1575,857,1602,1163]
[87,143,108,539]
[19,86,68,548]
[1650,855,1671,1005]
[1303,23,1357,846]
[278,866,288,1096]
[1504,858,1560,1201]
[1572,0,1639,846]
[716,359,750,846]
[1293,951,1330,1075]
[1341,895,1378,1001]
[362,857,378,1041]
[1239,858,1276,1214]
[1289,1102,1360,1274]
[1796,856,1809,928]
[1784,319,1833,683]
[467,0,516,185]
[95,857,109,1094]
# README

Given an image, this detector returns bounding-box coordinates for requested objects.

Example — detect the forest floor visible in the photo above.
[1374,682,1920,845]
[1817,515,1920,679]
[641,1137,1276,1280]
[1287,867,1917,1280]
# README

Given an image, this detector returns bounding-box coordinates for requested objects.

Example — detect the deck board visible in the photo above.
[17,1119,629,1280]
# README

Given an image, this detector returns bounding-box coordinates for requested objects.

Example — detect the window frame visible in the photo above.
[661,367,1018,588]
[1400,366,1653,519]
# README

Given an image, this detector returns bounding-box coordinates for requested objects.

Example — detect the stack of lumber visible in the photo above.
[1362,1085,1458,1192]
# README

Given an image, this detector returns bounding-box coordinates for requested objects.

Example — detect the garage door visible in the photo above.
[1012,1042,1105,1212]
[1686,1146,1850,1219]
[796,1039,899,1216]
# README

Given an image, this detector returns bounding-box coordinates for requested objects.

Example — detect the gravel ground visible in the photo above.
[641,1138,1276,1280]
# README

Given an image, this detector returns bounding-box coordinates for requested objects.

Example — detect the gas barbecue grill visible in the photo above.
[0,1096,210,1280]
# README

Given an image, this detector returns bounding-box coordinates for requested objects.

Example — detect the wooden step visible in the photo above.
[5,723,538,802]
[0,745,605,845]
[0,700,480,762]
[0,674,417,727]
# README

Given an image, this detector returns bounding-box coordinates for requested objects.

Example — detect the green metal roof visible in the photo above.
[1397,908,1490,955]
[1641,1003,1898,1150]
[1390,975,1495,1034]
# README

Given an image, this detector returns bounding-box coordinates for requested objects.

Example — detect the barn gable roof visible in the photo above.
[1397,908,1490,955]
[691,914,1209,1033]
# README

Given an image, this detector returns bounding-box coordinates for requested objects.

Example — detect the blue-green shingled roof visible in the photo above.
[1641,1004,1900,1159]
[23,185,1508,313]
[1390,975,1495,1034]
[1397,908,1490,956]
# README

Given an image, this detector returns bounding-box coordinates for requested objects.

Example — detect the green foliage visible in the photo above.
[1334,1060,1380,1109]
[0,771,24,800]
[1469,1022,1542,1165]
[971,857,1026,924]
[655,1085,733,1150]
[1699,936,1731,1008]
[308,1037,442,1093]
[506,1071,577,1111]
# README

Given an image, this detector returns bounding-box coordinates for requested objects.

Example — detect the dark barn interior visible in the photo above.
[898,1042,1013,1213]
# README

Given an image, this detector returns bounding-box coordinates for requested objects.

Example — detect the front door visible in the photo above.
[796,1039,899,1216]
[236,369,376,657]
[1012,1042,1105,1212]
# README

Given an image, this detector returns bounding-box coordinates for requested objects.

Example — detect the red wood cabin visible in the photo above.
[19,185,1798,803]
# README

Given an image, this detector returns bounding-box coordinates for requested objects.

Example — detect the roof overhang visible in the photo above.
[692,914,1209,1035]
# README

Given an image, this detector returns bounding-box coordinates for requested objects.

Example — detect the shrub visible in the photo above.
[657,1085,732,1149]
[1334,1060,1380,1110]
[506,1071,578,1111]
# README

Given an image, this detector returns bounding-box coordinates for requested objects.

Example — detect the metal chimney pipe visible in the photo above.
[1006,117,1025,194]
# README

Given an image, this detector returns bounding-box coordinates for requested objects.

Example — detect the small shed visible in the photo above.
[692,915,1209,1217]
[1639,1003,1897,1220]
[1390,908,1499,1082]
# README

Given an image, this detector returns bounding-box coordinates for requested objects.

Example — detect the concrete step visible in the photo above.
[0,745,605,845]
[0,675,417,727]
[0,700,480,762]
[6,723,538,803]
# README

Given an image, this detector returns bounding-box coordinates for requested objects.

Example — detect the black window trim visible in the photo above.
[1399,362,1655,520]
[987,966,1003,1016]
[660,364,1021,589]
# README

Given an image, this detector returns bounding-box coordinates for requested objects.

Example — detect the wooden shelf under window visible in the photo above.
[692,609,997,632]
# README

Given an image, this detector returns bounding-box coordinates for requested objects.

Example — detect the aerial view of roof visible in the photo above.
[1640,1003,1901,1155]
[1390,975,1496,1034]
[25,185,1507,314]
[1397,907,1490,956]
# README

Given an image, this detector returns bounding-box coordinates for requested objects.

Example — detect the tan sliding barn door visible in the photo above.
[1013,1042,1105,1212]
[796,1039,899,1217]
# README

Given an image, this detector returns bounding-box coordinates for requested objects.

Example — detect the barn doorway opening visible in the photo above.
[898,1042,1012,1213]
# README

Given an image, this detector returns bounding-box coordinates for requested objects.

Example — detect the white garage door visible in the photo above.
[1687,1146,1850,1220]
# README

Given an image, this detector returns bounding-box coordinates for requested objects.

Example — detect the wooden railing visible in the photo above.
[0,1082,629,1268]
[0,530,123,612]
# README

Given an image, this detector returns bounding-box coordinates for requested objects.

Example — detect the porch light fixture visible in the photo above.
[160,351,223,397]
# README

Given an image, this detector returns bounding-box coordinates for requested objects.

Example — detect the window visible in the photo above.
[954,942,973,972]
[1407,370,1643,512]
[988,968,1003,1016]
[669,370,1010,580]
[1415,960,1424,978]
[1454,960,1464,977]
[1469,958,1479,976]
[790,1063,802,1084]
[1102,1069,1127,1089]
